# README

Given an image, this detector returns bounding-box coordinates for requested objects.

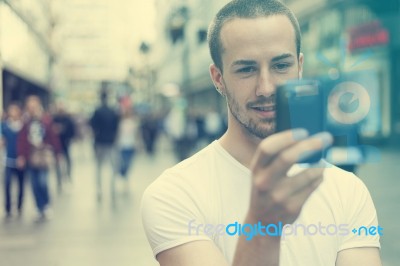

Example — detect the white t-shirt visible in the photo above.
[141,141,380,265]
[117,117,137,149]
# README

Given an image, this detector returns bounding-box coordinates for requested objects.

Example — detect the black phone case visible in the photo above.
[276,80,325,163]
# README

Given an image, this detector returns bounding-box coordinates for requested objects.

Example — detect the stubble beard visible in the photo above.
[225,89,275,140]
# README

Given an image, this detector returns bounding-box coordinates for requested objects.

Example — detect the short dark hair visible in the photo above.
[207,0,301,72]
[7,101,21,109]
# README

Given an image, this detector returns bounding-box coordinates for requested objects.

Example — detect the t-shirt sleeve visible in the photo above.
[141,173,211,258]
[338,175,381,251]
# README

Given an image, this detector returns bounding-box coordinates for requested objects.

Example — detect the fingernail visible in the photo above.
[291,128,309,140]
[314,132,333,148]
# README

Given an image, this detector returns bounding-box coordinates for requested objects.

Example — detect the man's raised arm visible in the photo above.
[156,130,332,266]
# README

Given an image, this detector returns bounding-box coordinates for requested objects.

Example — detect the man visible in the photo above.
[17,96,61,221]
[52,103,76,190]
[141,0,381,265]
[1,103,25,218]
[89,89,119,201]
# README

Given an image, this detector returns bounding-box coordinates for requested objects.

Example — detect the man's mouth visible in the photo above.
[250,105,276,119]
[252,106,275,112]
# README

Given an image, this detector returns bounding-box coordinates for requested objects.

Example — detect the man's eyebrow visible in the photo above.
[231,60,257,67]
[271,53,295,62]
[231,54,295,67]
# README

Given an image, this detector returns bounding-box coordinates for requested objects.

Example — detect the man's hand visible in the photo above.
[248,129,332,225]
[156,129,334,266]
[233,129,332,266]
[16,156,26,169]
[56,153,64,163]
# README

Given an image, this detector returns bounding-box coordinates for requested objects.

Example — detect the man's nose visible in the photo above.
[255,69,275,97]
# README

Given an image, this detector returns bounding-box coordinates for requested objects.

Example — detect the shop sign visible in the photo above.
[348,21,389,51]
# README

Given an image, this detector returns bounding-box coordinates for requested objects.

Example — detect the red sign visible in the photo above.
[348,21,390,51]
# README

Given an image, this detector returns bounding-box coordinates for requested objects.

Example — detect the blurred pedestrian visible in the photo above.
[140,112,160,156]
[164,105,198,161]
[89,89,120,201]
[1,103,25,218]
[116,103,138,187]
[52,103,76,191]
[17,95,62,221]
[194,112,206,141]
[164,105,186,161]
[204,108,224,143]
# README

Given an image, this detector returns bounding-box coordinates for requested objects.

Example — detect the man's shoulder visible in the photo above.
[141,143,222,230]
[290,162,366,198]
[323,163,362,186]
[141,144,222,259]
[142,142,223,207]
[292,161,360,182]
[151,143,217,186]
[312,162,370,202]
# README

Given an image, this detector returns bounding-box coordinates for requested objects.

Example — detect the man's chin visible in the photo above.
[247,121,276,139]
[258,119,276,133]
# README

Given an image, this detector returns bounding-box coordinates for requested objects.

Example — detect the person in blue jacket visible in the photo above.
[1,103,25,218]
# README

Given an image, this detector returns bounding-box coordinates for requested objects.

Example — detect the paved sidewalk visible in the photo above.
[0,138,176,266]
[0,139,398,265]
[356,146,400,266]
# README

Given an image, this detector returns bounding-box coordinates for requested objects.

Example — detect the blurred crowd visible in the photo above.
[0,91,226,222]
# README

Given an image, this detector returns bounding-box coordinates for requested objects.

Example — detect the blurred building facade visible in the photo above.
[57,0,134,113]
[298,0,400,143]
[2,0,399,143]
[150,0,228,116]
[0,0,56,109]
[1,0,150,115]
[152,0,400,144]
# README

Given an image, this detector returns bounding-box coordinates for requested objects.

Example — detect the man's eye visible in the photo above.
[237,66,257,73]
[273,63,292,71]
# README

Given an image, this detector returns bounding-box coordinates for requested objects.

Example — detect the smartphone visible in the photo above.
[276,79,326,163]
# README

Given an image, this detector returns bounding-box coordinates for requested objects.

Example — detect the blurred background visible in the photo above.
[0,0,399,265]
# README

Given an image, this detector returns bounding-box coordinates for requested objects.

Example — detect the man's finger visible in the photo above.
[251,128,309,171]
[272,167,325,201]
[267,132,332,180]
[253,132,331,190]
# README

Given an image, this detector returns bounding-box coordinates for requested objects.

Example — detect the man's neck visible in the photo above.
[218,126,261,169]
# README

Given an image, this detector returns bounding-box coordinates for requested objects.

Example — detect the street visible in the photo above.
[0,137,176,266]
[0,137,399,266]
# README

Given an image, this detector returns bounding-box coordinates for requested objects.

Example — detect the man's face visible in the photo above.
[7,105,21,120]
[210,15,303,139]
[26,97,43,119]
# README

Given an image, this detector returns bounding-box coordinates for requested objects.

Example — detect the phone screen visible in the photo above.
[276,72,380,166]
[276,80,325,163]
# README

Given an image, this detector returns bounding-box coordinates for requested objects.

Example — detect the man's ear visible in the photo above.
[209,64,225,96]
[298,52,304,79]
